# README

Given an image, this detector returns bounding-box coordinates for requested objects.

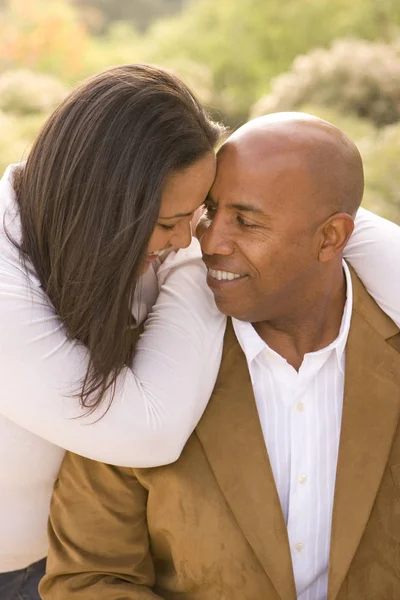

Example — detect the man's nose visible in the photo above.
[200,217,234,256]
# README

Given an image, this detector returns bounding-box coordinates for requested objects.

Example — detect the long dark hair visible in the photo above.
[13,64,224,413]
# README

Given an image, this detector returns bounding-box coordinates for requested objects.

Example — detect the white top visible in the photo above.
[0,163,400,573]
[233,262,353,600]
[0,165,226,572]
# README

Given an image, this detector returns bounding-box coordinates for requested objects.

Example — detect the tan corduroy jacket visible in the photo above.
[40,271,400,600]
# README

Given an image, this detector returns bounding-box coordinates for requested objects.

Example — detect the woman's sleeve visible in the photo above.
[0,239,226,467]
[343,207,400,327]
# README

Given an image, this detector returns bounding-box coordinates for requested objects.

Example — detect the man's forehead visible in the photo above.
[211,158,320,223]
[215,141,312,191]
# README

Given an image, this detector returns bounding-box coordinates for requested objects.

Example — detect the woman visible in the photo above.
[0,63,226,599]
[0,64,399,599]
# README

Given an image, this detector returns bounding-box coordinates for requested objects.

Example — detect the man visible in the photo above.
[40,114,400,600]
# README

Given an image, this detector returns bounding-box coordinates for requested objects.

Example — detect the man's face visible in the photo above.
[200,142,322,323]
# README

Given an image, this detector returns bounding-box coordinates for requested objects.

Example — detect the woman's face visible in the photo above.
[143,152,217,271]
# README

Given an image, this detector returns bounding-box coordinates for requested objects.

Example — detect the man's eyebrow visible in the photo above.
[158,211,194,220]
[205,196,266,216]
[228,203,265,215]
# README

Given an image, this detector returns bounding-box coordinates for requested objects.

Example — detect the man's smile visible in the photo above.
[207,268,245,281]
[206,267,249,290]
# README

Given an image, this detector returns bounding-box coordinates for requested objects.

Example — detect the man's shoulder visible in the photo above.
[349,265,400,351]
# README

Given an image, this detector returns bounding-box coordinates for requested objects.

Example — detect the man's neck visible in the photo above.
[253,266,347,371]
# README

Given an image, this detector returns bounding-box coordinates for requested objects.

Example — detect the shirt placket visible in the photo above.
[287,354,330,599]
[287,378,313,596]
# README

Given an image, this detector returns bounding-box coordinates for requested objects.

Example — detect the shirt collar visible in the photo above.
[232,315,266,366]
[232,260,353,375]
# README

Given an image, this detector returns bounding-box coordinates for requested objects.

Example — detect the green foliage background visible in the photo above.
[0,0,399,222]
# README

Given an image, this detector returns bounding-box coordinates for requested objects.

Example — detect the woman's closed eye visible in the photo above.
[158,222,176,231]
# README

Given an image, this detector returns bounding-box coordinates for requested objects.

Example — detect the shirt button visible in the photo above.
[298,473,307,484]
[296,402,304,412]
[295,542,305,553]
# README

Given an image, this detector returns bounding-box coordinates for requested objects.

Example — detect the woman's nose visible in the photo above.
[172,220,192,250]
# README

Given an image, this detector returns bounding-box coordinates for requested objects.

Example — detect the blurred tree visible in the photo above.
[139,0,400,124]
[361,122,400,223]
[0,110,47,175]
[82,21,141,75]
[251,39,400,127]
[0,67,68,176]
[0,69,69,114]
[70,0,190,33]
[0,0,88,78]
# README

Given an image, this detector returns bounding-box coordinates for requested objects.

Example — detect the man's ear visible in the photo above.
[318,213,355,263]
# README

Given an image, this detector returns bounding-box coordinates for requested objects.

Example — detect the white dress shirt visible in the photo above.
[233,263,352,600]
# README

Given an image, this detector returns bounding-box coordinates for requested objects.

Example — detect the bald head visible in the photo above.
[201,112,360,324]
[220,112,364,217]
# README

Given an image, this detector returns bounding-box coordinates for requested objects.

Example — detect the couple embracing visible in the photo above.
[0,65,399,600]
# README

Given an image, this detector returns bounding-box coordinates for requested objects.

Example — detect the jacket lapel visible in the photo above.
[196,322,297,600]
[328,275,400,600]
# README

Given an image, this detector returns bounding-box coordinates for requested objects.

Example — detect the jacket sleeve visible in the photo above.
[40,451,163,599]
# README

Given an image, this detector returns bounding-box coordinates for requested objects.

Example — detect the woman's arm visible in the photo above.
[0,239,226,467]
[343,207,400,327]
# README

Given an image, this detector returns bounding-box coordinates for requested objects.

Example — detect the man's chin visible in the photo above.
[211,295,246,320]
[206,274,250,317]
